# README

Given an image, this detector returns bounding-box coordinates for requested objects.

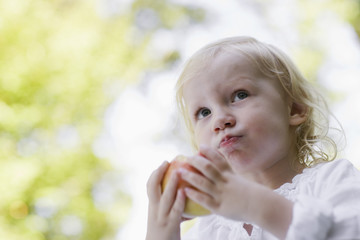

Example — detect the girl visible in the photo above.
[146,36,360,239]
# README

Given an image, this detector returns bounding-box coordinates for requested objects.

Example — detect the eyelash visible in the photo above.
[195,107,211,120]
[233,90,249,102]
[194,90,249,120]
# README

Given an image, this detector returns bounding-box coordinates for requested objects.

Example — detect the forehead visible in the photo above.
[181,51,288,106]
[203,51,261,78]
[182,52,262,96]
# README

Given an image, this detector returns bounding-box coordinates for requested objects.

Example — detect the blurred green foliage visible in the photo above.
[0,0,204,239]
[331,0,360,37]
[1,0,359,239]
[294,0,360,77]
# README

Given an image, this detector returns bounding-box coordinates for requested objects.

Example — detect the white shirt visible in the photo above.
[181,159,360,240]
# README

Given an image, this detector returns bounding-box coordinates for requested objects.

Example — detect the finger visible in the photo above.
[186,155,222,183]
[170,189,186,220]
[185,187,216,212]
[179,168,216,196]
[159,171,179,217]
[199,145,231,172]
[147,161,169,201]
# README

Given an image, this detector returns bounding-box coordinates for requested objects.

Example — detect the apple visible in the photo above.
[161,155,211,218]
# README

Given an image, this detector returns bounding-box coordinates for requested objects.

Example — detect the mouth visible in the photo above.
[219,135,242,148]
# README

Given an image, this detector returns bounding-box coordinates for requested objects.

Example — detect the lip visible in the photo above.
[219,135,242,148]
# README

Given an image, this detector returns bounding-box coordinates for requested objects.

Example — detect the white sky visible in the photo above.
[93,1,360,239]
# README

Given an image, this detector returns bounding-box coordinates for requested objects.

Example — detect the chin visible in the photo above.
[225,152,253,170]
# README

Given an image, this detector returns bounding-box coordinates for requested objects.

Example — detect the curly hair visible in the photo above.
[175,36,340,168]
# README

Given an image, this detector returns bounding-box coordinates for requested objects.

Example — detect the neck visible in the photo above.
[245,157,304,189]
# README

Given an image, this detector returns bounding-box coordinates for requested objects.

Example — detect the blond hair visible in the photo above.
[176,36,340,168]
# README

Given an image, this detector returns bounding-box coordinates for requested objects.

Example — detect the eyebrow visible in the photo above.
[224,75,259,89]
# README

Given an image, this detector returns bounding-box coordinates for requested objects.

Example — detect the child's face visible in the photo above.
[183,52,300,175]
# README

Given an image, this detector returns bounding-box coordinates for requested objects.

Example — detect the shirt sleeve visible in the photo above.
[285,159,360,240]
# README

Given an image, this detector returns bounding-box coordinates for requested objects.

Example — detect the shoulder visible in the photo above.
[299,159,360,193]
[276,159,359,198]
[309,159,360,182]
[286,160,360,239]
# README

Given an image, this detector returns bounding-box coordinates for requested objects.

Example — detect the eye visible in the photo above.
[233,90,248,102]
[196,108,211,120]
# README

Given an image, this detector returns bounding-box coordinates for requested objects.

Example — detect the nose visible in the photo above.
[213,111,236,132]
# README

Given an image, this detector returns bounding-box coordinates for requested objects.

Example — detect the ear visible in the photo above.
[289,102,307,126]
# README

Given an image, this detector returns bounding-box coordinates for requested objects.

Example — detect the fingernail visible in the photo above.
[184,187,191,194]
[178,168,188,175]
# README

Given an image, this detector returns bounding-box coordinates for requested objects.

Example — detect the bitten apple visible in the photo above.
[161,155,211,218]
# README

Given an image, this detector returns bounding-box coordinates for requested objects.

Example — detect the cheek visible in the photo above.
[194,127,210,145]
[193,130,203,145]
[250,112,289,143]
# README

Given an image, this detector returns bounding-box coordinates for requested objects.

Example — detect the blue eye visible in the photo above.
[196,108,211,119]
[233,91,248,101]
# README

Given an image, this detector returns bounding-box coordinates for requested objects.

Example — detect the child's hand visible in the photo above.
[179,145,261,222]
[180,145,293,238]
[146,161,186,240]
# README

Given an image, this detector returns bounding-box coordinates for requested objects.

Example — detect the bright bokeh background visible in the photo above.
[1,0,360,239]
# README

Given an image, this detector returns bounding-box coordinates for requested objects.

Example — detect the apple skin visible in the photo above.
[161,155,211,218]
